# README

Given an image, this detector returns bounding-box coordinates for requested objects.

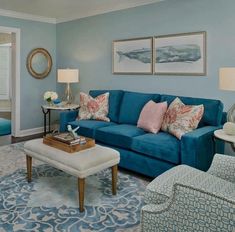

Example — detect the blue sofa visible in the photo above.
[60,90,224,177]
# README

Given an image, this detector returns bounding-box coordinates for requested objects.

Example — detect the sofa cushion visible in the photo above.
[89,90,124,122]
[137,100,168,133]
[79,92,110,122]
[160,94,223,127]
[118,91,161,125]
[68,120,116,138]
[131,132,180,164]
[161,97,204,139]
[95,124,146,149]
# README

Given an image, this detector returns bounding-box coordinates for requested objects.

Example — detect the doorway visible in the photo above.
[0,26,20,137]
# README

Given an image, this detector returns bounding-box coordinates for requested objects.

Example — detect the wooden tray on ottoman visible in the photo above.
[43,136,95,153]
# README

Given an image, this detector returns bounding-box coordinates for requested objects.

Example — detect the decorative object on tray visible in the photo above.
[223,122,235,135]
[27,48,52,79]
[112,37,153,74]
[43,135,95,153]
[57,69,79,104]
[161,97,204,139]
[67,125,80,139]
[219,67,235,122]
[79,92,110,122]
[154,31,206,75]
[43,91,58,106]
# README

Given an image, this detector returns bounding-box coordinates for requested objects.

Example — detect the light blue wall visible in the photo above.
[56,0,235,111]
[0,16,56,130]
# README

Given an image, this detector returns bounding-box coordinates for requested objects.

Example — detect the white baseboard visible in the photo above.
[18,127,44,137]
[18,124,58,137]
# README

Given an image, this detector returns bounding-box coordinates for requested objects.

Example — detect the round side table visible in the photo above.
[214,129,235,152]
[41,103,79,136]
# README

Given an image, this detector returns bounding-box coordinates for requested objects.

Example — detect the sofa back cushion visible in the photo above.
[160,94,223,127]
[89,90,124,122]
[118,91,161,125]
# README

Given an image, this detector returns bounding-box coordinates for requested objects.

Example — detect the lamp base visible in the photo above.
[63,83,74,104]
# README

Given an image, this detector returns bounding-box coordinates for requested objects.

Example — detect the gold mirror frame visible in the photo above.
[27,48,52,79]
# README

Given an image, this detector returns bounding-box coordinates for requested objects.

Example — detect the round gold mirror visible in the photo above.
[27,48,52,79]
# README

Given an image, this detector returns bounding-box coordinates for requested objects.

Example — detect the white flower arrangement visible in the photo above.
[44,91,58,102]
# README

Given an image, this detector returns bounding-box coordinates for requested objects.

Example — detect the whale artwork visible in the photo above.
[117,48,152,64]
[154,32,206,75]
[116,44,201,64]
[112,37,153,74]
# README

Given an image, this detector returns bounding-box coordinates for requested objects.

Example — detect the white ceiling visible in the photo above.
[0,0,163,23]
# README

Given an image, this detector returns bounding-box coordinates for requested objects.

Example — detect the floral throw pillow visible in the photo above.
[78,92,110,122]
[161,97,204,139]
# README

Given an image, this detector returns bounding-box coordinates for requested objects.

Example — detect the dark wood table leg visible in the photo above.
[112,165,118,195]
[26,155,32,182]
[41,107,50,136]
[78,178,85,212]
[48,109,51,133]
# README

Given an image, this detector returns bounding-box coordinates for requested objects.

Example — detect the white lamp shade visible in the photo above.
[57,69,79,83]
[219,67,235,91]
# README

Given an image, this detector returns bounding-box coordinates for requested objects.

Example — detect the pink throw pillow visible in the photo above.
[161,97,204,139]
[78,92,110,122]
[137,100,168,133]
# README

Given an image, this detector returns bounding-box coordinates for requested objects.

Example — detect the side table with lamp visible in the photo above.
[42,68,80,135]
[214,68,235,153]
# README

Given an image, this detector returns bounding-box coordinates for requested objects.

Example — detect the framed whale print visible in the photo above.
[154,31,206,76]
[112,37,153,74]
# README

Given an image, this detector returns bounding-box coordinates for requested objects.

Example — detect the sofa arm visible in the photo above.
[181,126,224,171]
[141,183,235,232]
[207,154,235,183]
[59,110,78,132]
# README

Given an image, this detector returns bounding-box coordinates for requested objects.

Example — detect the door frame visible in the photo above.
[0,26,21,137]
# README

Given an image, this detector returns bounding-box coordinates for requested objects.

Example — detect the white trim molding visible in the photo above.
[0,9,56,24]
[0,26,21,137]
[18,124,57,137]
[0,1,162,24]
[18,127,45,137]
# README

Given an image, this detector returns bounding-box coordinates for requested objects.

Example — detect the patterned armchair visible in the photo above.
[141,154,235,232]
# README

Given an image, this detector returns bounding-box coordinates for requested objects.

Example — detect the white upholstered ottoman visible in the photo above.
[24,138,120,212]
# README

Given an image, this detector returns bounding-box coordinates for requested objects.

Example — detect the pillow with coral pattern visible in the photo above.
[78,92,110,122]
[161,97,204,139]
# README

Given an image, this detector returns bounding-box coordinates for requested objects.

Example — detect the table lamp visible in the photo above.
[57,69,79,104]
[219,67,235,122]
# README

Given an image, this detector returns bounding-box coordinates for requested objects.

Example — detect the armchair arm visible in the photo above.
[181,126,224,171]
[141,183,235,232]
[59,110,78,132]
[207,154,235,183]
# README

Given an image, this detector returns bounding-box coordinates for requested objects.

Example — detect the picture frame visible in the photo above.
[112,37,153,74]
[154,31,206,76]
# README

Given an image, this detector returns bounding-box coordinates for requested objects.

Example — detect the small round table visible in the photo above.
[214,129,235,152]
[41,103,79,136]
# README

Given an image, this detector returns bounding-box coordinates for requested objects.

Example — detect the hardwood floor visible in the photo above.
[0,133,43,146]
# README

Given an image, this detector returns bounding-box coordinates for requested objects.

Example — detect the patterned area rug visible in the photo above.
[0,143,148,231]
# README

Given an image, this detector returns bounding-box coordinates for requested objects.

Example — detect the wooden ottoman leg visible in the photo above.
[78,178,85,212]
[112,165,118,195]
[26,155,32,182]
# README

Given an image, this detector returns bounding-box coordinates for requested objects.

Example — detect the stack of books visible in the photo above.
[53,133,87,145]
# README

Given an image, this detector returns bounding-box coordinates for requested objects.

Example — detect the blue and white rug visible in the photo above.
[0,143,148,231]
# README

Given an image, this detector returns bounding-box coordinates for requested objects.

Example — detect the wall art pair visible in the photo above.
[112,31,206,76]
